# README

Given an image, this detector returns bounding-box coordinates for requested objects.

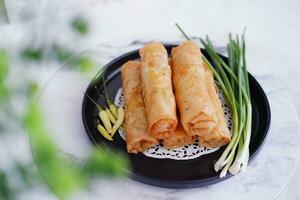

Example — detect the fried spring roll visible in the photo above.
[121,61,158,154]
[163,123,196,149]
[140,43,178,140]
[198,63,231,147]
[171,41,217,136]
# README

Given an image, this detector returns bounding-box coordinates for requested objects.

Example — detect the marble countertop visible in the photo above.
[2,0,300,199]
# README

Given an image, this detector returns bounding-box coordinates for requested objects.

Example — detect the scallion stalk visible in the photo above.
[202,35,252,176]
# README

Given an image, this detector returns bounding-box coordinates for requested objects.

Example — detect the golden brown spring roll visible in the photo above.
[121,61,158,154]
[162,58,196,149]
[163,123,196,149]
[198,63,231,148]
[171,41,217,136]
[140,43,178,140]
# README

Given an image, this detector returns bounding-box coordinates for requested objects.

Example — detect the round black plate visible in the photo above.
[82,44,271,188]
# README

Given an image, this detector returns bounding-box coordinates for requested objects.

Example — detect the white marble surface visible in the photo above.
[2,0,300,199]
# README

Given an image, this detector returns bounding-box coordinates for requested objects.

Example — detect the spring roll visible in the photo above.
[198,63,231,147]
[171,41,217,136]
[140,43,178,140]
[162,57,196,148]
[163,123,196,149]
[121,61,158,154]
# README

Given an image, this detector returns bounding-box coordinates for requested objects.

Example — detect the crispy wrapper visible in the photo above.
[198,62,231,147]
[121,61,158,154]
[171,41,217,136]
[140,43,178,140]
[163,123,196,149]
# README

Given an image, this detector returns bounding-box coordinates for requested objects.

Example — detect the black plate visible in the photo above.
[82,44,271,188]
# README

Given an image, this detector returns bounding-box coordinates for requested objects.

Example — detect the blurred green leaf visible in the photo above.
[26,81,39,98]
[0,50,9,80]
[52,45,95,73]
[0,122,5,132]
[0,84,9,102]
[76,56,95,72]
[21,48,43,61]
[0,49,9,102]
[24,103,85,198]
[15,163,39,187]
[71,17,89,35]
[81,148,129,178]
[0,0,9,23]
[0,171,14,200]
[52,45,73,62]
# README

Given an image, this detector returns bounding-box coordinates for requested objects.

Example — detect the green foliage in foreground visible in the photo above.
[71,17,89,35]
[23,88,128,199]
[21,48,43,61]
[0,171,14,200]
[0,50,9,102]
[24,102,85,198]
[0,23,128,199]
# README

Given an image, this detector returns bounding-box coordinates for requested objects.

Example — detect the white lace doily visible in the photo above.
[115,88,232,160]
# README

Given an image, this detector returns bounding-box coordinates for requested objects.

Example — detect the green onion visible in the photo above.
[202,35,252,177]
[175,23,191,40]
[175,23,252,177]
